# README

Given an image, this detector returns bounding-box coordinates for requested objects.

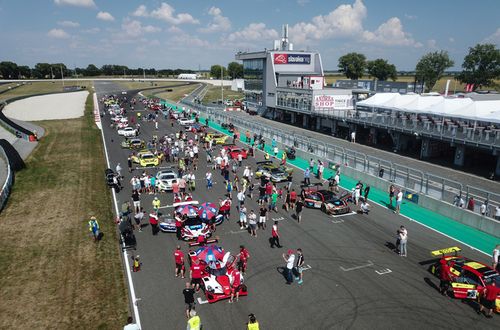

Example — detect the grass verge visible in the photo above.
[147,83,200,102]
[114,80,182,90]
[0,91,128,329]
[202,85,243,105]
[0,81,93,100]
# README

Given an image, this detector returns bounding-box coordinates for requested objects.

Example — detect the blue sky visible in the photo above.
[0,0,498,70]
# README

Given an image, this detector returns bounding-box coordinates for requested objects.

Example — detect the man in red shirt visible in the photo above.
[290,189,297,209]
[149,212,159,235]
[228,268,242,303]
[438,259,451,296]
[190,258,203,291]
[238,245,250,274]
[478,281,499,318]
[175,213,184,240]
[219,197,232,220]
[270,221,282,248]
[174,246,185,278]
[265,182,273,202]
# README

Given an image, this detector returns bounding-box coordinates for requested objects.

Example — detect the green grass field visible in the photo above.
[114,80,184,90]
[0,91,128,329]
[0,81,92,100]
[202,85,244,105]
[146,83,200,102]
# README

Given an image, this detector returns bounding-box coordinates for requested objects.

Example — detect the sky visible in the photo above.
[0,0,499,71]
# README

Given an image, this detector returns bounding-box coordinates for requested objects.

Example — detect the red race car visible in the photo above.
[429,247,500,312]
[188,245,248,303]
[223,144,248,160]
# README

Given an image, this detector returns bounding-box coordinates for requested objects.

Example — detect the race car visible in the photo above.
[255,161,293,182]
[429,247,500,312]
[131,150,162,167]
[181,217,212,241]
[186,123,206,133]
[321,194,351,215]
[121,138,145,150]
[205,133,229,144]
[223,145,248,160]
[116,121,129,129]
[189,245,248,303]
[178,117,195,126]
[111,115,128,124]
[117,127,138,137]
[155,169,178,191]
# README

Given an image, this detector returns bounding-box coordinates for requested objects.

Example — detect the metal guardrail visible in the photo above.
[0,146,13,212]
[181,99,500,219]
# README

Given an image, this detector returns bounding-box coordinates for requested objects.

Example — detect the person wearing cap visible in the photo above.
[283,250,295,285]
[88,216,100,242]
[247,314,259,330]
[152,197,161,212]
[186,309,201,330]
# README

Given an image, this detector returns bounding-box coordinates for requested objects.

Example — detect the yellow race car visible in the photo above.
[205,133,229,144]
[131,150,163,167]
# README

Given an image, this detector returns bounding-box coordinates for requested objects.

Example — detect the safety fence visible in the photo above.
[181,99,500,219]
[0,143,13,212]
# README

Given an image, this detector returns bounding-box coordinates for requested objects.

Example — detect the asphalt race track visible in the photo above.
[95,81,498,330]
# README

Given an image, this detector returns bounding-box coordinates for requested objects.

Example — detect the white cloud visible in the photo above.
[449,37,455,43]
[58,20,80,28]
[289,0,367,44]
[47,28,70,39]
[54,0,95,8]
[132,5,148,17]
[199,6,231,33]
[427,39,437,49]
[297,0,310,6]
[362,17,422,47]
[227,23,279,43]
[97,11,115,22]
[121,19,161,38]
[171,33,210,48]
[483,27,500,44]
[404,14,417,20]
[82,27,100,34]
[150,2,199,25]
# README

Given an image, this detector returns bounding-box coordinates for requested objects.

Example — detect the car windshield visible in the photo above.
[142,154,155,160]
[159,174,175,180]
[483,272,500,286]
[326,199,342,205]
[271,168,284,174]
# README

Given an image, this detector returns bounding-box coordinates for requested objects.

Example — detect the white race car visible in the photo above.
[178,118,195,125]
[117,127,138,137]
[156,170,178,191]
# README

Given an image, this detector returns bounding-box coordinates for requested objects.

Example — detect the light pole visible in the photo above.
[221,65,224,109]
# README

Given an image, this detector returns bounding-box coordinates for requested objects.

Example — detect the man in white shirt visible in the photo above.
[243,166,250,179]
[334,173,340,192]
[395,190,403,214]
[237,190,245,206]
[283,251,296,285]
[480,202,487,216]
[495,206,500,220]
[493,245,500,271]
[205,171,212,189]
[398,226,408,257]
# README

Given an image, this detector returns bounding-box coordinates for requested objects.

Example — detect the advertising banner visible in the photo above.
[313,95,353,110]
[273,53,311,65]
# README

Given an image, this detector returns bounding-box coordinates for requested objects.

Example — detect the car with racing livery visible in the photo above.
[429,246,500,312]
[186,123,206,133]
[321,194,351,215]
[117,127,138,137]
[178,117,195,126]
[121,138,145,150]
[155,169,178,192]
[205,133,229,145]
[131,150,162,167]
[223,144,248,160]
[255,161,293,182]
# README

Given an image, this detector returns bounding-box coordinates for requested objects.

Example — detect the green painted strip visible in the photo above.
[159,98,498,255]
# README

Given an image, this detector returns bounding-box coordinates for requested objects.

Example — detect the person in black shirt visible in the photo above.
[295,198,304,223]
[295,248,305,284]
[259,206,268,229]
[183,282,195,318]
[258,184,266,206]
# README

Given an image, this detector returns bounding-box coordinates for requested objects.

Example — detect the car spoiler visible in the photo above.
[430,246,461,257]
[173,201,200,207]
[256,160,274,165]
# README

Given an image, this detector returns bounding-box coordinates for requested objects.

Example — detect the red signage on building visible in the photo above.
[274,53,288,64]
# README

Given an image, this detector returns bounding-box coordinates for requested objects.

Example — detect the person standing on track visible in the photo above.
[389,184,395,207]
[295,248,305,285]
[239,204,248,229]
[248,210,257,237]
[270,221,282,248]
[438,259,451,296]
[304,168,311,185]
[228,267,242,303]
[258,205,268,230]
[492,244,500,271]
[131,190,141,214]
[247,314,260,330]
[238,245,250,274]
[477,281,500,318]
[186,310,201,330]
[295,198,304,223]
[190,258,203,292]
[398,225,408,257]
[174,245,186,278]
[149,212,159,235]
[283,250,295,285]
[205,171,213,190]
[395,189,403,214]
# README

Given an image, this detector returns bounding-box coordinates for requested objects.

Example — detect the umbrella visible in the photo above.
[176,204,198,218]
[197,202,218,220]
[195,245,225,264]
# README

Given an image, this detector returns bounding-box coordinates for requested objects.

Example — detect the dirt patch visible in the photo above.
[0,93,128,329]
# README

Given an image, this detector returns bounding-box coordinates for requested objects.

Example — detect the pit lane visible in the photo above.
[95,81,497,329]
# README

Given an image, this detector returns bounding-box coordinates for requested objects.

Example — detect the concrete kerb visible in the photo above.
[165,98,498,255]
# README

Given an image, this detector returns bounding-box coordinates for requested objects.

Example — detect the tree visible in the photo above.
[458,43,500,90]
[85,64,100,76]
[227,62,243,79]
[33,63,52,79]
[367,59,397,81]
[18,65,31,78]
[338,52,366,80]
[0,61,19,79]
[210,65,226,79]
[415,51,454,92]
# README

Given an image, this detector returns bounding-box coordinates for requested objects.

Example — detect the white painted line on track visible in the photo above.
[96,93,142,328]
[301,264,312,271]
[340,260,374,272]
[272,217,286,222]
[375,268,392,275]
[331,219,344,224]
[229,229,248,234]
[197,297,209,305]
[331,211,357,218]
